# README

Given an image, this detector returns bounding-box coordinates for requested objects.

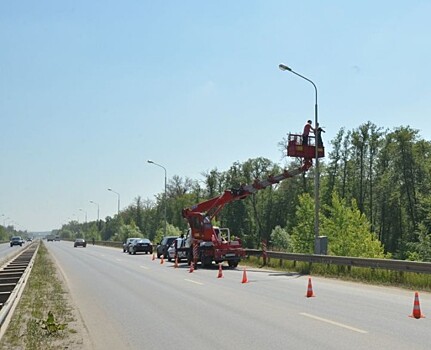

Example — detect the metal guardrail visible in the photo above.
[0,242,39,338]
[65,240,431,274]
[245,249,431,274]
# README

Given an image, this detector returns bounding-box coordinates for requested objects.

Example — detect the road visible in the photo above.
[0,242,28,263]
[45,241,431,350]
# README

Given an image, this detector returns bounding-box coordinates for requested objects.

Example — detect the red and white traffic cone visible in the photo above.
[217,263,223,278]
[306,277,315,298]
[241,267,248,284]
[409,292,425,319]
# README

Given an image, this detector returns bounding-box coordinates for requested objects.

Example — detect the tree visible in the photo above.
[290,194,315,254]
[322,193,386,258]
[270,226,291,251]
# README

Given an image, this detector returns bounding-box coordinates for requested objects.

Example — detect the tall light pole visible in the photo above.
[279,63,320,254]
[147,160,167,237]
[79,208,87,223]
[89,200,100,229]
[108,188,120,216]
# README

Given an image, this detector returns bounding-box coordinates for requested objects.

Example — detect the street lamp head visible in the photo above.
[147,160,154,164]
[108,188,112,192]
[279,63,292,72]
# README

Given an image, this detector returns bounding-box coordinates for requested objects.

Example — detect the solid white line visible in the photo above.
[184,279,203,285]
[300,313,368,334]
[140,265,149,270]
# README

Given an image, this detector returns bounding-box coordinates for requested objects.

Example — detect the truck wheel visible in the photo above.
[228,261,239,268]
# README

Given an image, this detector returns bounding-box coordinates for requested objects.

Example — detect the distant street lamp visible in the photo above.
[147,160,167,237]
[279,63,321,254]
[79,208,88,223]
[108,188,121,216]
[89,201,100,228]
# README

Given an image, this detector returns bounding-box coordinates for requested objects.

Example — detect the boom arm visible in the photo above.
[182,159,312,241]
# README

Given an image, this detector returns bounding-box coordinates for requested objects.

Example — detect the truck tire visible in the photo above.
[228,261,239,268]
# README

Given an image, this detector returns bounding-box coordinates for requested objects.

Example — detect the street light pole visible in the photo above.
[108,188,121,216]
[279,63,320,254]
[147,160,167,237]
[89,201,100,229]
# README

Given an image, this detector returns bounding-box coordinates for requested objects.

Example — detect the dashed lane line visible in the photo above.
[184,279,204,285]
[300,312,368,334]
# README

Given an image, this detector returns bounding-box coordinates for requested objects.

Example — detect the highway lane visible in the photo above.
[0,242,28,263]
[45,241,431,350]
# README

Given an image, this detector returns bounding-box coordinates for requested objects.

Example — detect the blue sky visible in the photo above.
[1,1,430,232]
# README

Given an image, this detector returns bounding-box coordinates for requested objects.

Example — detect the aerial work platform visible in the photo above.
[287,133,325,159]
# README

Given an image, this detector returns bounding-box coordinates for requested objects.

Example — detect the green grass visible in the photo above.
[0,242,81,350]
[244,256,431,291]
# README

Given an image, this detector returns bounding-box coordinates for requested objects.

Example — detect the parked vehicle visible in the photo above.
[10,236,23,247]
[74,238,87,248]
[123,237,140,253]
[156,236,178,258]
[167,238,187,262]
[128,238,153,255]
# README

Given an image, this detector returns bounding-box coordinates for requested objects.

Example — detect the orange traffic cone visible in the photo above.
[174,256,179,268]
[241,267,248,283]
[160,255,164,264]
[189,262,194,273]
[306,277,315,298]
[152,253,155,261]
[217,263,223,278]
[410,292,425,319]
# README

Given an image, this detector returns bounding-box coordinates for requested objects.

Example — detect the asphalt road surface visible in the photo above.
[45,241,431,350]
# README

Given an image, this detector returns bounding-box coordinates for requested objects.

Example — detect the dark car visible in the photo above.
[156,236,178,258]
[74,238,87,248]
[123,237,141,253]
[10,236,23,247]
[128,238,153,255]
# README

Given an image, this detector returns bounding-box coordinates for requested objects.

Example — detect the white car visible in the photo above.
[167,238,187,262]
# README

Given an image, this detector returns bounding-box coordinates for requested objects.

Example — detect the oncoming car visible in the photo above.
[10,236,23,247]
[74,238,87,248]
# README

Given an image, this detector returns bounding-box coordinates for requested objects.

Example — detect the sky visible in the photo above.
[1,1,430,232]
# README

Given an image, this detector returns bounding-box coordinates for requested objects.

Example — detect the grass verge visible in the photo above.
[0,242,83,350]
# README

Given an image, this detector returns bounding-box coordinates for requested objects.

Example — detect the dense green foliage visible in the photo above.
[51,122,431,262]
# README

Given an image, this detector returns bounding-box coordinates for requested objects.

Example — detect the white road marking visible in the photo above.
[184,279,203,285]
[115,258,122,261]
[300,312,368,334]
[140,265,149,270]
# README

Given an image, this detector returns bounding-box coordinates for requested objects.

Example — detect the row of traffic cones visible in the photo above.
[150,253,426,318]
[304,277,426,320]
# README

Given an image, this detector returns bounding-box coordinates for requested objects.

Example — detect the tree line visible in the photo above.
[56,122,431,261]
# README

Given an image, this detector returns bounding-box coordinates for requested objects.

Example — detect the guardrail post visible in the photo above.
[261,240,267,266]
